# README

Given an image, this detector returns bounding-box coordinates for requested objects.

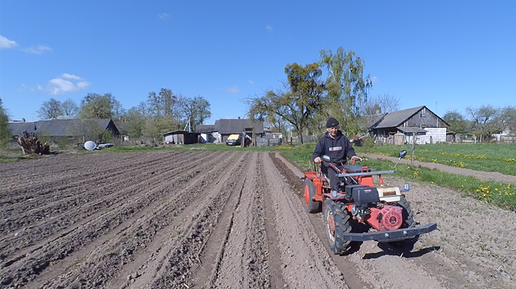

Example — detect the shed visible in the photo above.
[163,130,200,144]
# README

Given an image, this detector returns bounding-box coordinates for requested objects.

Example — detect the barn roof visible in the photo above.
[8,119,117,137]
[214,119,264,134]
[372,106,425,129]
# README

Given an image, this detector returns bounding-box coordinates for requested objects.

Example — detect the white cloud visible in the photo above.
[225,86,239,93]
[23,45,52,54]
[39,74,91,95]
[0,35,18,49]
[159,13,170,20]
[371,76,379,84]
[248,80,254,85]
[266,24,273,31]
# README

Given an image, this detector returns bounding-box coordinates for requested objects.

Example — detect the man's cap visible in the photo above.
[326,117,339,128]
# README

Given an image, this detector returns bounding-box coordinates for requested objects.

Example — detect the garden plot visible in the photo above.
[0,151,514,288]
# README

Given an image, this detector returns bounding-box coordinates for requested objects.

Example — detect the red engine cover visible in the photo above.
[379,206,403,231]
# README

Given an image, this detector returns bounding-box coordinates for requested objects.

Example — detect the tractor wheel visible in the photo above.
[304,178,321,213]
[390,194,419,248]
[323,198,352,254]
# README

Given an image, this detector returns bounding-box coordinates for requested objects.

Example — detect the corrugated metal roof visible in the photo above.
[372,106,424,129]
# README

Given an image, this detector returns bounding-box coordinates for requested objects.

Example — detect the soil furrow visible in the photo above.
[0,152,218,257]
[0,152,232,287]
[0,151,208,237]
[30,151,246,288]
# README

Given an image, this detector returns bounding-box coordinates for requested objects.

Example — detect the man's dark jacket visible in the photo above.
[312,130,356,165]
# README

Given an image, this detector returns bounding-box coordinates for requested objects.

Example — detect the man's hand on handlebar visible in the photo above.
[350,155,362,162]
[314,157,322,163]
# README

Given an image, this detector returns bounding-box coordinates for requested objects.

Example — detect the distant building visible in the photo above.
[8,118,120,143]
[368,106,449,145]
[196,118,265,143]
[162,130,200,144]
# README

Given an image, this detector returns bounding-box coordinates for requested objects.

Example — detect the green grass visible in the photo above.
[359,158,516,211]
[355,142,516,176]
[260,142,516,211]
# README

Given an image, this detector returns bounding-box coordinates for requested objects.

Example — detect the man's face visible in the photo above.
[327,126,338,138]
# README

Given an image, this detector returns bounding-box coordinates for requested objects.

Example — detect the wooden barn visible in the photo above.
[369,106,449,145]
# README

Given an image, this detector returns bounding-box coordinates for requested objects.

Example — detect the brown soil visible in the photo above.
[1,151,514,288]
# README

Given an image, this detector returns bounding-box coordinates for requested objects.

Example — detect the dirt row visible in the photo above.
[1,151,515,288]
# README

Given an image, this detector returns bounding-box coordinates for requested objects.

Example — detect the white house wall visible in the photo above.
[425,128,447,143]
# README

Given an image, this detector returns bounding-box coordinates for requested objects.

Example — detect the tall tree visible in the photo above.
[498,106,516,136]
[61,99,79,117]
[79,93,121,119]
[178,96,211,132]
[37,98,63,119]
[248,62,326,144]
[320,47,373,135]
[466,105,503,141]
[0,97,10,146]
[124,102,148,137]
[443,110,468,135]
[147,88,179,118]
[363,93,400,115]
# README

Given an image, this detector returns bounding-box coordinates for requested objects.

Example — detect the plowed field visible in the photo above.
[1,151,515,289]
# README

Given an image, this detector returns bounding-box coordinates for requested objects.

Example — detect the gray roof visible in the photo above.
[114,121,128,134]
[8,119,116,137]
[371,106,424,129]
[196,119,264,134]
[196,124,216,133]
[215,119,264,134]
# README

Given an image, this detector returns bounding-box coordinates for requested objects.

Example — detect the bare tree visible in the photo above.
[61,99,79,117]
[37,98,63,119]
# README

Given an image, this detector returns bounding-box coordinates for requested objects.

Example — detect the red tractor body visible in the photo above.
[304,157,437,254]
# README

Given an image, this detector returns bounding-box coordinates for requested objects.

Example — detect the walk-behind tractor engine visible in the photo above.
[304,150,437,254]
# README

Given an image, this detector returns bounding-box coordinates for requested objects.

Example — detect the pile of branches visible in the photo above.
[17,131,50,155]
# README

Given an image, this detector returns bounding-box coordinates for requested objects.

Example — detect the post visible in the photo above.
[411,134,416,167]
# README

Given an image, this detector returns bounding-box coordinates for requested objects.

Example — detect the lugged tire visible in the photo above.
[304,178,321,213]
[323,198,352,254]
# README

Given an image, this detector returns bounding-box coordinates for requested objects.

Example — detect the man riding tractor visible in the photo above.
[313,117,361,198]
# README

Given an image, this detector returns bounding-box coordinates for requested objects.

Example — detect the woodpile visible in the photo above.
[17,131,50,155]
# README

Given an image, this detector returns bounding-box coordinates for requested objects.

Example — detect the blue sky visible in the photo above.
[1,1,514,124]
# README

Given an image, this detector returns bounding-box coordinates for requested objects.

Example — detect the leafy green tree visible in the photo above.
[142,115,179,141]
[37,98,63,119]
[61,99,79,117]
[79,93,121,119]
[0,97,10,146]
[147,88,179,118]
[249,62,326,144]
[124,102,148,137]
[178,95,211,132]
[443,110,468,135]
[319,47,373,135]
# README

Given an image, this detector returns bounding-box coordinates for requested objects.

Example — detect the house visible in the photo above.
[8,119,120,143]
[196,118,265,143]
[368,106,449,145]
[162,130,200,144]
